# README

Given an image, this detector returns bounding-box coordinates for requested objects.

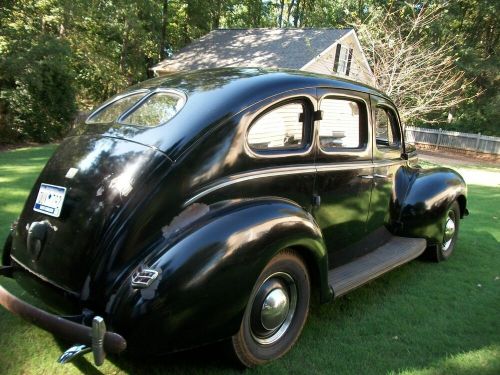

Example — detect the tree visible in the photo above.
[354,3,478,125]
[0,0,76,142]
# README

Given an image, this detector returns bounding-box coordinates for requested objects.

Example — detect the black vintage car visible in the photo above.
[0,68,467,367]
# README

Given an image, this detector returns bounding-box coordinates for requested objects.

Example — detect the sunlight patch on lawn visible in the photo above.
[0,203,24,215]
[0,176,19,184]
[456,168,500,187]
[399,345,500,375]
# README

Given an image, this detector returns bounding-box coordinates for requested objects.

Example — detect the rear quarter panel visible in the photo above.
[107,198,328,354]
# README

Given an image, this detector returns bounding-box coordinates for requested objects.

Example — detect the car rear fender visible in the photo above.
[395,166,467,245]
[107,197,329,354]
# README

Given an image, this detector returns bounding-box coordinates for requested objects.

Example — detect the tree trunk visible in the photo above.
[286,0,295,26]
[293,0,301,27]
[278,0,285,27]
[159,0,169,59]
[212,0,222,29]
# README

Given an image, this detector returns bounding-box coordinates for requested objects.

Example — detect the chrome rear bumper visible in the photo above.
[0,275,126,365]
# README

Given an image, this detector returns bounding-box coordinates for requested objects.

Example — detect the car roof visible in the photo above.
[134,67,387,99]
[81,68,391,159]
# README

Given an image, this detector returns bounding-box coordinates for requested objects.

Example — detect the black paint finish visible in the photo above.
[1,68,467,356]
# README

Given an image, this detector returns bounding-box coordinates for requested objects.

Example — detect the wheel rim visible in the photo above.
[250,272,297,345]
[442,210,456,252]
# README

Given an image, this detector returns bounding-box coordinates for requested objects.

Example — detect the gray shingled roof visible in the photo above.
[154,28,352,73]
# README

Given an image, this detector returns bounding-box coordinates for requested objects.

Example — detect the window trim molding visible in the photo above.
[117,88,187,127]
[86,88,187,127]
[85,89,150,124]
[317,93,370,156]
[374,104,403,152]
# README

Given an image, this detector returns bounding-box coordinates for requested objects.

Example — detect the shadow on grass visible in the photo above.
[54,339,240,375]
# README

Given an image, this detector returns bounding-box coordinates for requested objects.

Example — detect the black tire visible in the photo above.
[428,201,461,262]
[231,249,310,368]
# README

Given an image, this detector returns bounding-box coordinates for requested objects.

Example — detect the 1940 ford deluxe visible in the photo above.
[0,68,467,367]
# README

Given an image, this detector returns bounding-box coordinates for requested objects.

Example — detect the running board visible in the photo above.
[328,236,427,297]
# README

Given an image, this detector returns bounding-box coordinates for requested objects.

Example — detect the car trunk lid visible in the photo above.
[10,135,170,295]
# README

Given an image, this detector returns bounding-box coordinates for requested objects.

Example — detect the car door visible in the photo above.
[180,89,318,213]
[313,89,374,268]
[366,95,406,233]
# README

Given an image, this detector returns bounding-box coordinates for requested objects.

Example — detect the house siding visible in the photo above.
[301,33,374,86]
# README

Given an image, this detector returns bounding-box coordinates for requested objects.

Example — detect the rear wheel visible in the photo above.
[231,250,310,367]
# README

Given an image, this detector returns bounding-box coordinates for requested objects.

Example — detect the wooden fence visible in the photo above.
[405,126,500,155]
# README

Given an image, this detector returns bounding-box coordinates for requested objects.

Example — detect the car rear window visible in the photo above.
[120,92,185,127]
[86,92,147,124]
[86,90,185,127]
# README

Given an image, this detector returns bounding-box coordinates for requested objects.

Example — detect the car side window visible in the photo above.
[248,102,306,151]
[375,107,401,149]
[319,98,366,151]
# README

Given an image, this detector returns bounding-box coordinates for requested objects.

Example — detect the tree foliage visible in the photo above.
[0,0,498,143]
[354,4,476,125]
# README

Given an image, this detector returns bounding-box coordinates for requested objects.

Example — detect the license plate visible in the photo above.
[33,183,67,218]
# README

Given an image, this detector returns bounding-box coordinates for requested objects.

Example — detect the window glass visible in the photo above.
[375,107,401,148]
[319,98,362,150]
[86,92,146,124]
[121,92,185,127]
[248,102,305,151]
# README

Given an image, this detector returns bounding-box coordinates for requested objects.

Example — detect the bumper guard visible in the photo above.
[0,281,127,365]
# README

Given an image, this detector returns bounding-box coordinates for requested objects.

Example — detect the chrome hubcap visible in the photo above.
[442,213,456,251]
[250,272,297,345]
[261,288,289,330]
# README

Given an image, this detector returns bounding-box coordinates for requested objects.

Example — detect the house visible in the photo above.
[152,28,375,86]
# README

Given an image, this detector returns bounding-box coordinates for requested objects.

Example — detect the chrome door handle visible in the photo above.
[358,175,374,179]
[373,174,389,179]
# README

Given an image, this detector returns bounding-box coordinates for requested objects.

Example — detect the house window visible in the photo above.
[334,44,353,76]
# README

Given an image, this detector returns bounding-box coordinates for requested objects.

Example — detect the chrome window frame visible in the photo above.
[117,88,187,126]
[244,94,316,159]
[317,93,370,156]
[374,104,403,152]
[85,89,150,124]
[85,88,187,127]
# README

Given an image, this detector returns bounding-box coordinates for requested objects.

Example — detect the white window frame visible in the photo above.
[336,45,350,75]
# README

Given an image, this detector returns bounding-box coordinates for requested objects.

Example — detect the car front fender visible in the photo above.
[107,197,329,354]
[394,166,467,244]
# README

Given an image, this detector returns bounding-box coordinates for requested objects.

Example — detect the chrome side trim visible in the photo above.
[316,161,373,172]
[10,255,79,296]
[184,159,406,206]
[184,165,316,207]
[372,159,407,168]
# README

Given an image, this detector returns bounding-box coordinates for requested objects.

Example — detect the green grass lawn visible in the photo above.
[0,145,499,374]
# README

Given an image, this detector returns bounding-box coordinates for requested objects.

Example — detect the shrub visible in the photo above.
[0,35,77,143]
